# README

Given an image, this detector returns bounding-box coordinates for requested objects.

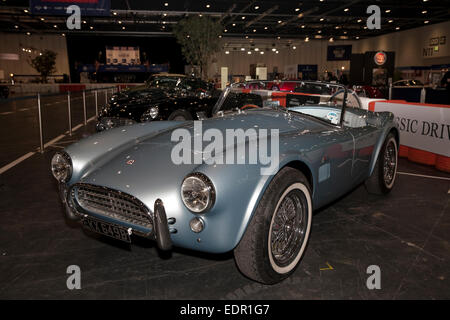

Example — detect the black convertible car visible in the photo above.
[96,87,218,131]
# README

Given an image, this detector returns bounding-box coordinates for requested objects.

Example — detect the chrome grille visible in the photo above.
[74,184,152,228]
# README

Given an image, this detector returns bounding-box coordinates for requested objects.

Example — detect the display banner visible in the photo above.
[327,45,352,61]
[297,65,318,80]
[30,0,111,16]
[77,64,169,73]
[371,101,450,157]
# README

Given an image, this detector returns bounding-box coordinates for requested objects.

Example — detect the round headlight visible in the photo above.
[181,173,215,213]
[140,106,159,122]
[51,152,72,183]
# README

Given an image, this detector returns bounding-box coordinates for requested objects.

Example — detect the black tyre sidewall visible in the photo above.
[168,109,193,121]
[377,134,398,193]
[236,168,312,284]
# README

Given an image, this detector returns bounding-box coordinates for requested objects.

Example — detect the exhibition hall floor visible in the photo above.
[0,124,449,300]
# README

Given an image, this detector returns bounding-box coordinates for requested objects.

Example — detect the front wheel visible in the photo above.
[234,167,312,284]
[365,133,398,194]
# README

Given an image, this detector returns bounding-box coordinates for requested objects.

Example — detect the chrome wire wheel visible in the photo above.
[269,186,309,272]
[383,138,398,189]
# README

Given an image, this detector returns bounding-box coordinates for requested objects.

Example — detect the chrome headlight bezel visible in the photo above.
[140,106,159,122]
[181,173,216,214]
[51,152,73,183]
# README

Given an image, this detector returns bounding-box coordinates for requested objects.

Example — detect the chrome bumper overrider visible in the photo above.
[61,183,173,251]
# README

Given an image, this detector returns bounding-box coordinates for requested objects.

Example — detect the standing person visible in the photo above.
[441,70,450,103]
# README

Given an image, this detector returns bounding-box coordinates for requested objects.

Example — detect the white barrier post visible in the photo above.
[67,91,72,136]
[95,90,98,117]
[82,90,87,125]
[37,93,44,153]
[389,84,392,100]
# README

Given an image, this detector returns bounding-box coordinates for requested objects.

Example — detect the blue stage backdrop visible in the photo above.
[327,45,352,61]
[30,0,111,16]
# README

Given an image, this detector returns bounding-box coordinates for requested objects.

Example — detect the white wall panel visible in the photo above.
[0,32,70,81]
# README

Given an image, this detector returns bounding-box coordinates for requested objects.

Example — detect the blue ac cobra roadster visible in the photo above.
[51,81,399,284]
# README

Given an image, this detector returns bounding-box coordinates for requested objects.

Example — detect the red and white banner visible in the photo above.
[370,101,450,157]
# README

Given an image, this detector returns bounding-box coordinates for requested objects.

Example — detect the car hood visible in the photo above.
[76,109,329,205]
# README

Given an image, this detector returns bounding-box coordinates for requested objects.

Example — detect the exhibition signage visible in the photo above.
[374,51,387,66]
[106,46,141,65]
[327,45,352,61]
[78,64,169,73]
[370,101,450,157]
[30,0,111,16]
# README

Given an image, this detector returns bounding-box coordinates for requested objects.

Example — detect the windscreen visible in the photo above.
[213,81,348,126]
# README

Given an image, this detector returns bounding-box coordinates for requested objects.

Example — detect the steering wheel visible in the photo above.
[240,104,260,110]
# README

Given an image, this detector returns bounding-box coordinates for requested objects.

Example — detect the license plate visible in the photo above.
[82,216,131,243]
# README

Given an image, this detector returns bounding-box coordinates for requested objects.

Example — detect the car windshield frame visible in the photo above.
[212,80,350,127]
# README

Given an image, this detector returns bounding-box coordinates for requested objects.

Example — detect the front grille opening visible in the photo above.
[74,184,152,229]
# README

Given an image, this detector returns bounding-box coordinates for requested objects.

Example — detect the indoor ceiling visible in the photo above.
[0,0,449,40]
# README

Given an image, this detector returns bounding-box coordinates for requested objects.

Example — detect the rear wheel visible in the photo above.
[365,133,398,194]
[234,167,312,284]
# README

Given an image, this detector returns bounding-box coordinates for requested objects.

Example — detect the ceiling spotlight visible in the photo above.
[301,25,305,28]
[356,36,360,39]
[24,9,28,13]
[90,26,93,29]
[260,51,264,55]
[118,20,122,24]
[15,25,19,29]
[40,17,45,21]
[61,33,65,37]
[422,10,427,14]
[232,23,236,26]
[224,29,228,32]
[254,6,259,10]
[278,20,282,24]
[396,26,400,30]
[253,29,256,32]
[329,37,334,42]
[295,8,300,12]
[272,48,276,52]
[264,26,268,30]
[385,9,391,13]
[277,36,281,39]
[320,18,324,21]
[225,51,230,54]
[388,20,393,23]
[164,2,169,6]
[241,47,245,51]
[344,8,349,12]
[293,46,297,49]
[206,4,210,8]
[113,12,117,15]
[357,19,362,23]
[242,16,246,20]
[26,32,31,35]
[305,37,309,42]
[247,51,252,55]
[424,20,429,24]
[122,26,125,30]
[255,48,259,51]
[275,51,279,54]
[163,13,167,16]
